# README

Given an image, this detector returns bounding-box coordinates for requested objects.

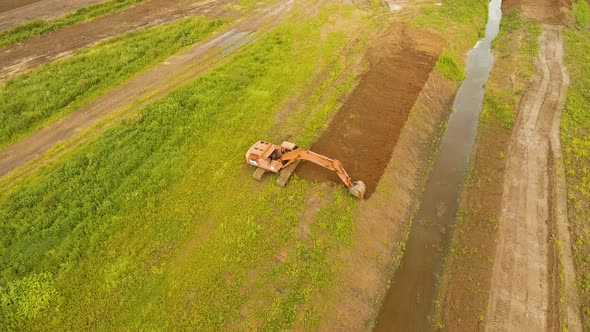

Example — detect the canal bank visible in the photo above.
[374,0,503,330]
[431,0,578,329]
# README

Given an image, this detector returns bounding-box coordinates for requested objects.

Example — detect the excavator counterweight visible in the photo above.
[245,140,366,199]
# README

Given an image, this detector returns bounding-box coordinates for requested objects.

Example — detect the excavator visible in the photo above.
[245,140,366,199]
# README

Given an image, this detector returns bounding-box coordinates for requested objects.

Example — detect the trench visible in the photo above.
[296,25,445,198]
[374,0,502,330]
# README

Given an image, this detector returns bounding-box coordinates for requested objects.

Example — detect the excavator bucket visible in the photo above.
[349,180,366,199]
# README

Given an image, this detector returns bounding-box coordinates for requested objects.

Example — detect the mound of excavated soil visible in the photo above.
[0,0,233,82]
[296,24,444,198]
[520,0,571,24]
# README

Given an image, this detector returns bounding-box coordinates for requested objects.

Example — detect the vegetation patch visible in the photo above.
[433,9,541,330]
[0,5,369,330]
[562,0,590,327]
[435,53,466,82]
[481,10,540,129]
[407,0,489,80]
[572,0,590,28]
[0,17,224,148]
[0,0,146,48]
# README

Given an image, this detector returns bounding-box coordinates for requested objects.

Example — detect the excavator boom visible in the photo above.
[280,149,353,188]
[245,140,366,199]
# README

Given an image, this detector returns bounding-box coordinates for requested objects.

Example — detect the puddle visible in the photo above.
[219,31,254,54]
[374,0,502,330]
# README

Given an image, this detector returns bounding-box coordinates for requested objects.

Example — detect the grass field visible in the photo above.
[0,0,146,48]
[0,0,506,329]
[562,0,590,327]
[0,17,224,149]
[0,5,370,330]
[409,0,489,81]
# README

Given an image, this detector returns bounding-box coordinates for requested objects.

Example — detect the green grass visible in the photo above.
[408,0,489,81]
[562,0,590,327]
[435,54,466,81]
[0,17,224,149]
[572,0,590,28]
[481,9,541,129]
[0,0,146,48]
[0,5,367,330]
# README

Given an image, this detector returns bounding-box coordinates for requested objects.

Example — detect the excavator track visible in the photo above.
[276,160,301,187]
[246,140,365,199]
[253,168,266,181]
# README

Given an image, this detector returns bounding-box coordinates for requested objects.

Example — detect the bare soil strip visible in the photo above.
[0,0,233,82]
[296,24,444,198]
[521,0,571,24]
[0,0,295,180]
[485,25,579,331]
[0,0,105,32]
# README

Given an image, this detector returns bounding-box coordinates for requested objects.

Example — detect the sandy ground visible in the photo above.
[0,0,295,181]
[0,0,42,13]
[0,0,234,82]
[485,24,580,331]
[0,0,106,32]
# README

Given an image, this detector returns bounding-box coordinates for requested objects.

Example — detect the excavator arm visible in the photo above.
[245,140,366,199]
[281,149,354,188]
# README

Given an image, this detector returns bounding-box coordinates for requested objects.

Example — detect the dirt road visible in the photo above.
[0,0,295,180]
[485,25,580,331]
[0,0,42,13]
[0,0,233,82]
[0,0,105,32]
[521,0,570,24]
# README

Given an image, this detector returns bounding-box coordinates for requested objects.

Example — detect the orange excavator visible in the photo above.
[245,140,366,199]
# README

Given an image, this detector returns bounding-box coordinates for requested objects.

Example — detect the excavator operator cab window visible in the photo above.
[269,149,281,161]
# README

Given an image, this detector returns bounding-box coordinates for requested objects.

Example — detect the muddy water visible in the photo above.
[374,0,502,330]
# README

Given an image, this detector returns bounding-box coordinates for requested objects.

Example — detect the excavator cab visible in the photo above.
[245,140,366,199]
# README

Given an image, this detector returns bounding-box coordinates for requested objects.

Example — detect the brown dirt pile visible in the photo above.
[296,24,444,198]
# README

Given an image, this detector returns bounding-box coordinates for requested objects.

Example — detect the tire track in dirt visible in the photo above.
[547,25,582,331]
[0,0,43,13]
[0,0,105,32]
[521,0,571,24]
[296,24,444,198]
[485,25,580,331]
[0,0,234,82]
[0,0,296,181]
